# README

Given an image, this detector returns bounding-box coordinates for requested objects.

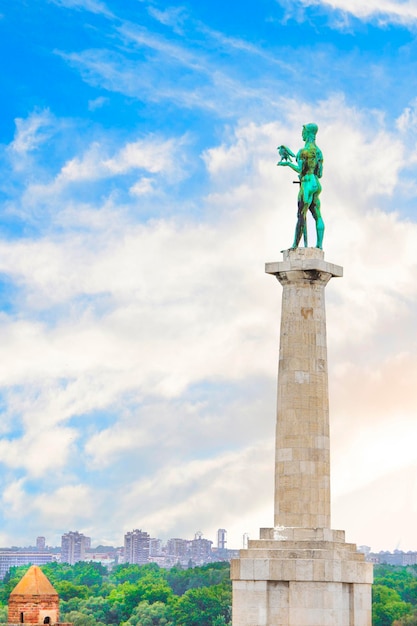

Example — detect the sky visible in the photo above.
[0,0,416,554]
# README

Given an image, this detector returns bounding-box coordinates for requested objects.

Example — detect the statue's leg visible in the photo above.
[292,201,306,248]
[310,201,325,249]
[291,220,302,248]
[301,182,315,248]
[316,217,324,249]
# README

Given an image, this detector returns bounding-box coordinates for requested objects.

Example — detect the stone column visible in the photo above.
[231,247,373,626]
[266,247,342,529]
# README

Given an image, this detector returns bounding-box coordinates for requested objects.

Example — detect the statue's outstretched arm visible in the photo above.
[277,160,301,173]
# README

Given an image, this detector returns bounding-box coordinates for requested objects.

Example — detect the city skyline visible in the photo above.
[0,528,238,551]
[0,526,413,558]
[2,530,417,563]
[3,528,417,558]
[0,0,417,552]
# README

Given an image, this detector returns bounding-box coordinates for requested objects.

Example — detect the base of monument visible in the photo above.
[231,527,372,626]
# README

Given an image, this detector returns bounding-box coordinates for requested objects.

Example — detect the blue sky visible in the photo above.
[0,0,417,552]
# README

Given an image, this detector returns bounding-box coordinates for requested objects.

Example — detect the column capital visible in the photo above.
[265,247,343,281]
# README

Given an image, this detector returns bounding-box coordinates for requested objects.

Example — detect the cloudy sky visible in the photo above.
[0,0,416,553]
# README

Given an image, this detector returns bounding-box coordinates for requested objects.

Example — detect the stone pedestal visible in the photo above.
[231,248,373,626]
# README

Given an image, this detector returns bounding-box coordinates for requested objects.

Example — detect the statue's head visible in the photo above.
[302,123,318,141]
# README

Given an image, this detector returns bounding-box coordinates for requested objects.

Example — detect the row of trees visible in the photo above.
[0,561,231,626]
[2,561,417,625]
[373,564,417,626]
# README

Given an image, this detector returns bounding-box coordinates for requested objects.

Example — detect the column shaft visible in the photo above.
[266,248,342,529]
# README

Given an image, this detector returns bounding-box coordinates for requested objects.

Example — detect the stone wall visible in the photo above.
[7,595,59,624]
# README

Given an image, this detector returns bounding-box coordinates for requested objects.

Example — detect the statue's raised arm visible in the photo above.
[277,123,325,249]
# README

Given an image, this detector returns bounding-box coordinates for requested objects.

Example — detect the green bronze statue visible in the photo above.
[277,123,325,249]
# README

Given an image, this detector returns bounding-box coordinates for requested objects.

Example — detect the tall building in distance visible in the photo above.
[36,536,46,551]
[166,538,189,561]
[190,531,212,566]
[61,531,90,565]
[149,538,162,557]
[217,529,227,550]
[124,529,150,565]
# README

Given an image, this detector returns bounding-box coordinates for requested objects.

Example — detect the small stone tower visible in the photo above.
[8,565,59,625]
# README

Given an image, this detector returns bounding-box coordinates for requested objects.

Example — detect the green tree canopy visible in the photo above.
[0,560,232,626]
[373,585,412,626]
[122,600,173,626]
[172,583,231,626]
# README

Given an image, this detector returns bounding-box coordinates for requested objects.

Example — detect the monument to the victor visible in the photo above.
[231,124,373,625]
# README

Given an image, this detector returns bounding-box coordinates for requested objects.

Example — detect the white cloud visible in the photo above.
[10,132,188,217]
[0,426,78,477]
[116,442,274,541]
[10,110,54,155]
[1,99,417,548]
[292,0,417,24]
[33,484,94,525]
[59,37,280,121]
[147,6,188,33]
[58,136,183,183]
[51,0,113,18]
[2,479,27,517]
[333,464,417,551]
[129,177,154,195]
[85,423,152,467]
[88,96,109,111]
